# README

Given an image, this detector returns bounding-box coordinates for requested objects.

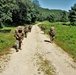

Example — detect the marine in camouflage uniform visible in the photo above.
[28,25,32,32]
[49,26,55,42]
[24,26,28,38]
[41,26,46,34]
[14,26,24,52]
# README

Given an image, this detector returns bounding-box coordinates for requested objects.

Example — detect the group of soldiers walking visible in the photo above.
[41,25,55,42]
[14,25,55,52]
[14,25,32,52]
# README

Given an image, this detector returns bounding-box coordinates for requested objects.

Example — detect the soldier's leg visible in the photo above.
[19,41,22,50]
[50,36,53,43]
[25,33,27,38]
[44,30,45,34]
[16,40,19,52]
[51,35,55,42]
[50,36,52,42]
[25,34,27,38]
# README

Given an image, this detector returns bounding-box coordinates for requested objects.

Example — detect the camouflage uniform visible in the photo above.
[41,26,46,34]
[28,25,32,32]
[14,26,24,52]
[49,26,55,42]
[24,26,28,38]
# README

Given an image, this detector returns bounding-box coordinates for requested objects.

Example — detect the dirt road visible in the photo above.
[0,25,76,75]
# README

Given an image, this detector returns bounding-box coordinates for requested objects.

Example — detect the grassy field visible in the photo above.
[0,27,16,55]
[38,21,76,62]
[0,25,33,55]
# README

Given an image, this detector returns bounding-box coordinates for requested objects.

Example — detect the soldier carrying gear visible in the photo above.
[28,25,32,32]
[24,26,28,38]
[41,25,46,34]
[14,26,24,52]
[49,26,55,42]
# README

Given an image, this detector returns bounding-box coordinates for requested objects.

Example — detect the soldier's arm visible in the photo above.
[14,31,19,38]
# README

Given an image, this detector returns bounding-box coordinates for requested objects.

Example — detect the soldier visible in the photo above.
[41,26,46,34]
[24,26,28,38]
[28,25,32,32]
[49,26,55,42]
[14,26,24,52]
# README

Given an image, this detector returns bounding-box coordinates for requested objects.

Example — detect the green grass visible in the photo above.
[0,27,16,55]
[38,21,76,62]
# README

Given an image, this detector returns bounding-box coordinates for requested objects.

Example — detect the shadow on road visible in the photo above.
[44,40,51,43]
[12,45,18,52]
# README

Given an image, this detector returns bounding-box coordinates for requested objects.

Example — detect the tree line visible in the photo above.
[0,0,76,28]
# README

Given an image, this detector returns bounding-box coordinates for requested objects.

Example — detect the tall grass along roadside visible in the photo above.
[38,21,76,62]
[0,27,16,55]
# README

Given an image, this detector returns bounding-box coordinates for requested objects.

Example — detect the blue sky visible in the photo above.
[38,0,76,11]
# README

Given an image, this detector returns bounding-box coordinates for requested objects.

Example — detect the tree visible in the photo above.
[61,11,69,22]
[0,0,69,28]
[47,14,55,22]
[0,0,18,27]
[69,4,76,26]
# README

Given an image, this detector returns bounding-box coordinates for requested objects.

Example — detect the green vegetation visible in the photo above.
[39,21,76,62]
[69,4,76,26]
[0,0,76,27]
[0,0,76,61]
[0,0,69,28]
[0,27,15,55]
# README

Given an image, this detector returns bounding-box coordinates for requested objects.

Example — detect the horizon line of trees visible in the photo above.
[0,0,76,28]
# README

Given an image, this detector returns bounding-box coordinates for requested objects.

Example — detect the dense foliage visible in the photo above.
[69,4,76,26]
[0,0,18,27]
[0,0,69,28]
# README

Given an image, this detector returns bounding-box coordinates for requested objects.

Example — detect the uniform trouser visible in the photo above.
[16,40,21,49]
[50,35,55,41]
[25,32,27,37]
